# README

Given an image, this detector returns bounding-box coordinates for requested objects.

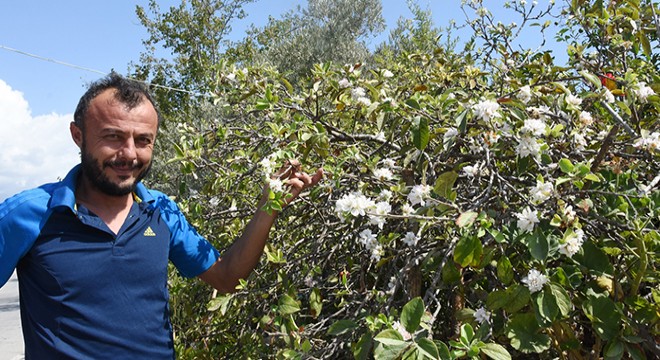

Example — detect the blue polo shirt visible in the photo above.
[0,165,220,359]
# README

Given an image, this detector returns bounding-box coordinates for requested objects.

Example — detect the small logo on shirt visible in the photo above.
[143,226,156,237]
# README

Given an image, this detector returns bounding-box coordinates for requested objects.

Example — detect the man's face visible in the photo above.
[72,89,158,196]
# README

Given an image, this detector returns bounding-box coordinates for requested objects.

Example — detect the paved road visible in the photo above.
[0,271,24,360]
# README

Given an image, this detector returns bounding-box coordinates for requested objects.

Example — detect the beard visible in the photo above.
[80,145,152,197]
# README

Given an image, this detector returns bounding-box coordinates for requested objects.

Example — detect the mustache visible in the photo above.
[103,160,143,169]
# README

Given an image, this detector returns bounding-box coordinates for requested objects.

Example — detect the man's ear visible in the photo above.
[70,122,83,148]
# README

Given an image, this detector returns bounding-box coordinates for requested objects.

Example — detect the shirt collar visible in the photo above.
[49,164,155,212]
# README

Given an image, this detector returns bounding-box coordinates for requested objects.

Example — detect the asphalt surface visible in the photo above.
[0,271,24,360]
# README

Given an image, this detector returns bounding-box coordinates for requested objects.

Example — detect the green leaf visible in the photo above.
[459,323,474,345]
[580,70,602,88]
[558,158,575,174]
[374,329,408,347]
[279,294,300,315]
[527,230,549,261]
[533,289,559,326]
[327,319,359,335]
[352,332,373,360]
[576,241,614,275]
[505,313,551,353]
[207,294,232,315]
[310,288,323,318]
[401,297,425,333]
[497,256,514,285]
[480,343,512,360]
[434,171,459,199]
[415,338,440,359]
[489,285,530,313]
[582,295,621,341]
[548,283,572,318]
[455,211,478,228]
[504,284,531,313]
[405,98,421,110]
[453,235,483,267]
[412,117,430,150]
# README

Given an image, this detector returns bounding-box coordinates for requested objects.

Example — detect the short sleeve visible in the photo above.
[150,191,220,278]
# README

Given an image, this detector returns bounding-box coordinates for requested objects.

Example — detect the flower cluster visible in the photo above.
[515,207,539,233]
[473,99,502,122]
[335,192,376,219]
[632,82,656,103]
[633,132,660,153]
[474,307,491,324]
[529,180,553,204]
[559,228,585,257]
[522,269,549,293]
[402,231,420,247]
[407,184,432,207]
[359,229,383,262]
[351,87,372,106]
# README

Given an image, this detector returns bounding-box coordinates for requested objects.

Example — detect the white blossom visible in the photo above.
[530,181,553,204]
[563,205,577,224]
[516,135,541,159]
[527,105,551,121]
[633,132,660,152]
[408,185,432,206]
[335,192,376,219]
[516,207,539,233]
[373,168,394,181]
[632,82,656,103]
[392,321,412,341]
[402,204,415,216]
[474,307,491,324]
[225,73,236,82]
[381,158,397,169]
[559,228,585,257]
[565,93,583,107]
[403,231,420,247]
[382,69,394,78]
[378,189,393,201]
[579,111,594,126]
[369,201,392,229]
[573,132,587,150]
[518,85,533,103]
[522,269,549,293]
[603,89,615,103]
[357,97,372,106]
[351,87,366,98]
[522,118,546,137]
[358,229,377,248]
[463,164,481,178]
[268,178,285,193]
[260,155,278,176]
[473,100,502,122]
[338,78,352,88]
[209,197,220,207]
[444,127,459,143]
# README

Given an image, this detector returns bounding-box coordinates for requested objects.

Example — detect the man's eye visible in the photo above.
[105,134,120,140]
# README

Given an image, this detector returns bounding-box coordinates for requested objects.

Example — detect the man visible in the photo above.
[0,73,323,358]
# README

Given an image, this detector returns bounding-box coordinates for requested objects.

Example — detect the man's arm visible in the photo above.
[198,160,323,293]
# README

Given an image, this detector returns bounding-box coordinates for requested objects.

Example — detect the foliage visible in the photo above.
[139,0,660,358]
[231,0,385,81]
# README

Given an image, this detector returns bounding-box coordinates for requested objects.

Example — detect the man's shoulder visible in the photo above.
[0,184,55,223]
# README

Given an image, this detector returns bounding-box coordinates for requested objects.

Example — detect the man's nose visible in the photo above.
[118,137,137,161]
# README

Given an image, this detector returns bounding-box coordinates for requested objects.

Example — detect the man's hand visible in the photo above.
[269,159,324,207]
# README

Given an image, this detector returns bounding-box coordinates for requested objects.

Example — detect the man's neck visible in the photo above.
[75,176,134,234]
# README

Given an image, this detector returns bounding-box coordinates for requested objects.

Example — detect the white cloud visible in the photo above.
[0,79,79,202]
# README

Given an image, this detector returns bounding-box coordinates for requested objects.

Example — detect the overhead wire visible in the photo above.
[0,44,208,97]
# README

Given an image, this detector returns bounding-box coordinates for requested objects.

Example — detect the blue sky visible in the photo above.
[0,0,562,201]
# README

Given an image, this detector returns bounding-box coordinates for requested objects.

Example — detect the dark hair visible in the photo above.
[73,72,162,131]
